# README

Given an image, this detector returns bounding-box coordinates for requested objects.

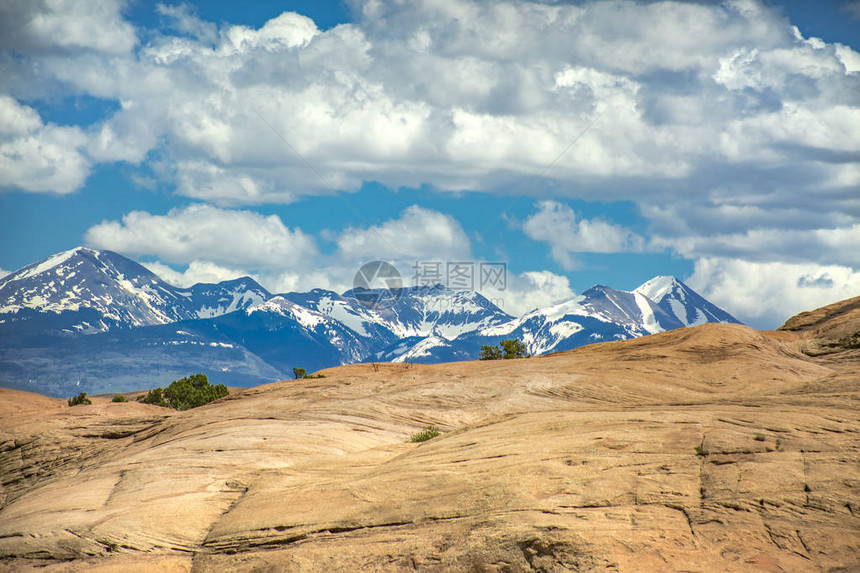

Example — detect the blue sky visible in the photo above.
[1,0,859,328]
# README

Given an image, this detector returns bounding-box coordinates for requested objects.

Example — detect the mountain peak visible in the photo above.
[582,284,622,296]
[2,246,91,284]
[634,275,685,303]
[634,276,740,327]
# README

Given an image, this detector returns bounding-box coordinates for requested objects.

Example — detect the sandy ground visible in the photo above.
[0,298,858,572]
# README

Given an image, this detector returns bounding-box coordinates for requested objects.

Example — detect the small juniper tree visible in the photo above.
[138,387,168,407]
[163,374,228,410]
[68,392,92,406]
[480,338,528,360]
[293,367,306,380]
[500,338,528,359]
[137,374,227,410]
[479,345,502,360]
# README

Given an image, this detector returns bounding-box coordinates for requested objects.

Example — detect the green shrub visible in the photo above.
[293,367,306,379]
[500,338,528,359]
[138,387,168,407]
[753,434,766,442]
[410,426,441,443]
[111,395,127,403]
[163,374,228,410]
[68,392,92,407]
[694,444,708,456]
[138,374,227,410]
[480,339,528,360]
[479,345,502,360]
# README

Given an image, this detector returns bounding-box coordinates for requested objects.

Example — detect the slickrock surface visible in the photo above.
[0,301,858,572]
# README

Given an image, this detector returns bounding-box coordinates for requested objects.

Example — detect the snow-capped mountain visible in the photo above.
[280,288,398,348]
[0,248,741,397]
[479,284,683,355]
[634,276,740,326]
[0,247,195,334]
[0,247,272,335]
[207,296,375,372]
[341,285,515,340]
[185,277,271,319]
[387,284,693,363]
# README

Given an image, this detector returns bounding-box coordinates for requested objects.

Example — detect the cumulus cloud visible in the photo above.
[686,257,860,329]
[655,223,860,267]
[84,204,318,269]
[3,0,860,311]
[0,0,137,55]
[142,258,356,297]
[141,259,249,287]
[336,205,472,261]
[6,0,854,275]
[0,96,92,193]
[84,204,475,299]
[522,201,644,269]
[483,270,576,316]
[156,3,217,44]
[4,0,854,205]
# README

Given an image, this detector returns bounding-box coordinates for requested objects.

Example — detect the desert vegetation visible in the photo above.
[137,374,228,410]
[410,425,441,442]
[67,392,91,406]
[480,338,528,360]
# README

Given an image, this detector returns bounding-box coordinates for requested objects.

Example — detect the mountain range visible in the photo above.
[0,247,740,397]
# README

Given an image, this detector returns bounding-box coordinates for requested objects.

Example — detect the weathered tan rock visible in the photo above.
[1,311,858,571]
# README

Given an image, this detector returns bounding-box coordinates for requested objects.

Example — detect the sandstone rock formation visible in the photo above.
[1,300,858,572]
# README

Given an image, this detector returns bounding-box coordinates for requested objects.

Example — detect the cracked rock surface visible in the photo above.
[1,298,858,572]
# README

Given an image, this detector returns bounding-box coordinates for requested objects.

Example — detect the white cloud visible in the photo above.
[522,201,644,269]
[6,0,854,209]
[482,270,576,316]
[156,3,217,44]
[141,259,355,297]
[83,205,473,298]
[171,160,298,205]
[3,0,859,305]
[655,224,860,267]
[0,0,137,55]
[141,260,249,287]
[84,204,318,269]
[336,205,471,261]
[0,268,9,280]
[686,257,860,329]
[0,96,91,194]
[219,11,318,54]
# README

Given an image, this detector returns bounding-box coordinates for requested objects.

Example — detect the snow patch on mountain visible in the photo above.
[391,336,450,363]
[5,247,82,283]
[633,292,661,334]
[247,296,326,329]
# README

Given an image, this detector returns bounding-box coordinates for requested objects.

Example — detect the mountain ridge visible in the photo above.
[0,247,742,396]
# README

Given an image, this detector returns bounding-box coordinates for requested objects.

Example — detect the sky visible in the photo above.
[0,0,858,329]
